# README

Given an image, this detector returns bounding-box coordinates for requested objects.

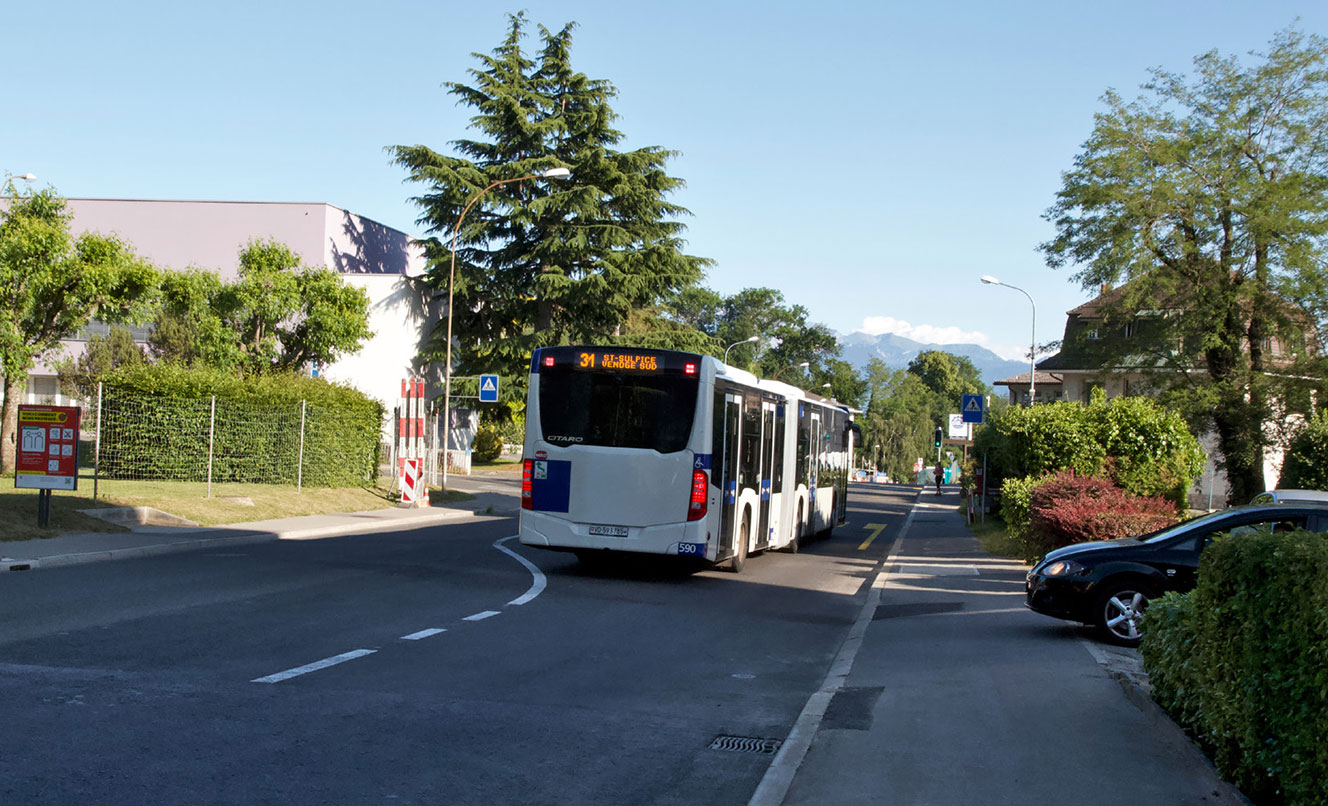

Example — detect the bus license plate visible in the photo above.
[589,525,629,537]
[677,542,705,557]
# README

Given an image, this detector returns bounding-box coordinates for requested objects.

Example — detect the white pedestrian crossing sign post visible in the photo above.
[961,393,984,424]
[479,374,500,403]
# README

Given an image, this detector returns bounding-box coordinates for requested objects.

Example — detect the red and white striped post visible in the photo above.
[397,378,429,507]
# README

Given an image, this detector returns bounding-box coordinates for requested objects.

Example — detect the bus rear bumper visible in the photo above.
[518,511,709,558]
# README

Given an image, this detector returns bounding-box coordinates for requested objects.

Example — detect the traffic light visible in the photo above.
[933,426,943,448]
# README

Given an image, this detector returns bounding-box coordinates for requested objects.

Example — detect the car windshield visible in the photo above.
[1141,509,1236,544]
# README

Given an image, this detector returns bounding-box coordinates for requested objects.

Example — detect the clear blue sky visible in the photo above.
[6,1,1327,361]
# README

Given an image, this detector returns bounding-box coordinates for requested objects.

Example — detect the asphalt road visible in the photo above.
[0,486,916,805]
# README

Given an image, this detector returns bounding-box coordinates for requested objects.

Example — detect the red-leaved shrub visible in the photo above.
[1028,471,1178,555]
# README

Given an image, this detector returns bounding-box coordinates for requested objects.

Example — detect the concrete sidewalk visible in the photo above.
[757,487,1248,806]
[1,478,520,573]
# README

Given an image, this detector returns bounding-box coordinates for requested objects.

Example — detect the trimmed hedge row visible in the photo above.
[975,390,1205,508]
[97,364,383,487]
[1142,532,1328,805]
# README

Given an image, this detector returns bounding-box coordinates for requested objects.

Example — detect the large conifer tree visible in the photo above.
[390,14,708,386]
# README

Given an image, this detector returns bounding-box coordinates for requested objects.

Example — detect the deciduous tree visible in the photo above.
[151,240,373,375]
[0,185,159,473]
[1043,28,1328,501]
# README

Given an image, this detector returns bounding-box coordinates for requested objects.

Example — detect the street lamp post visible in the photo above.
[441,166,571,492]
[981,274,1037,404]
[2,173,36,193]
[723,335,760,367]
[773,361,809,380]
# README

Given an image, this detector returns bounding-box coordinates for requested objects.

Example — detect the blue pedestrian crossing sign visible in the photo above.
[961,393,985,424]
[479,374,500,403]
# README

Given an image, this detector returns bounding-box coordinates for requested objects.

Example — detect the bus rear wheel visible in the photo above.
[727,510,750,573]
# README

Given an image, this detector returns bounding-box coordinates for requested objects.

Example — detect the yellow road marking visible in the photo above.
[858,523,887,550]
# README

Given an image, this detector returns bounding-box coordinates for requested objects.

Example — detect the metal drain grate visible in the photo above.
[709,735,782,754]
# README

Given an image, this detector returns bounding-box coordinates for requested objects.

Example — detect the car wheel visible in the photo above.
[1094,582,1155,646]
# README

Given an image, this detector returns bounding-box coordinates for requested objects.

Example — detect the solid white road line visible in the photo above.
[401,628,447,641]
[747,489,921,806]
[251,649,377,684]
[494,535,547,606]
[463,611,500,621]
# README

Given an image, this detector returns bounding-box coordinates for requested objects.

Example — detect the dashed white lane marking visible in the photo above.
[401,628,447,640]
[252,535,546,683]
[494,535,547,605]
[251,649,376,683]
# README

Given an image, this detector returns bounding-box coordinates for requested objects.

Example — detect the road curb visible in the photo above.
[1104,665,1253,806]
[1,508,480,573]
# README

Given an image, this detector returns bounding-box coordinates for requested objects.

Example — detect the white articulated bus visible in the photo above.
[518,345,856,571]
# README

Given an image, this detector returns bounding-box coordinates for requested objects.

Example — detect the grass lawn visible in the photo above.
[966,510,1028,564]
[472,458,524,475]
[0,474,475,542]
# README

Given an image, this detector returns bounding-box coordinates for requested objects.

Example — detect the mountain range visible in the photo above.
[836,331,1028,389]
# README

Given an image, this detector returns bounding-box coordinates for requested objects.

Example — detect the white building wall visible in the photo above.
[19,199,436,433]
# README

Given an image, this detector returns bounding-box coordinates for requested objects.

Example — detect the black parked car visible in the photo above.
[1025,503,1328,646]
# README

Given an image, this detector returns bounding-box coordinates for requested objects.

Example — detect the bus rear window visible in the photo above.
[538,370,698,452]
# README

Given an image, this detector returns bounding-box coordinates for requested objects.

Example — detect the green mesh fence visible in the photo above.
[96,389,379,487]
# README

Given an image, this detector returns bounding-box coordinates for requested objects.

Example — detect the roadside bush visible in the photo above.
[976,400,1103,480]
[999,474,1048,560]
[1026,471,1178,556]
[1090,395,1205,507]
[973,390,1204,508]
[1139,591,1202,734]
[1279,410,1328,491]
[472,426,503,463]
[1142,531,1328,805]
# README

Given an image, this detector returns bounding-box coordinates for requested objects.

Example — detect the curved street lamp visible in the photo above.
[441,166,571,492]
[773,361,810,380]
[3,173,36,193]
[723,335,760,366]
[981,274,1037,405]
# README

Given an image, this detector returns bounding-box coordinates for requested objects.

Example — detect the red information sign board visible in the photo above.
[15,405,81,490]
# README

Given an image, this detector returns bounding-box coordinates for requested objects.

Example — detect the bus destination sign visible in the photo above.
[577,351,660,372]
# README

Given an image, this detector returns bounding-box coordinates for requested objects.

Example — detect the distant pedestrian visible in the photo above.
[934,462,943,495]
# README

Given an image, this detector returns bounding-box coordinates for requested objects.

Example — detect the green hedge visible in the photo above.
[1142,531,1328,805]
[974,390,1204,508]
[97,364,383,487]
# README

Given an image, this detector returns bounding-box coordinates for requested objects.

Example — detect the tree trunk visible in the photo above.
[1212,400,1264,505]
[1205,300,1265,504]
[0,375,25,475]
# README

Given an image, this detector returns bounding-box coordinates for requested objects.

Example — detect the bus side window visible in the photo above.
[740,396,761,488]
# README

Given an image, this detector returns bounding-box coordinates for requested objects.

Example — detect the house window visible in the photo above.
[1124,321,1136,338]
[1085,327,1100,340]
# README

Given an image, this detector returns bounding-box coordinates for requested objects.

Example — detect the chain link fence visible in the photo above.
[88,384,380,492]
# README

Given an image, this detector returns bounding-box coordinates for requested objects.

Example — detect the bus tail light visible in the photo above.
[522,459,534,509]
[687,469,708,521]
